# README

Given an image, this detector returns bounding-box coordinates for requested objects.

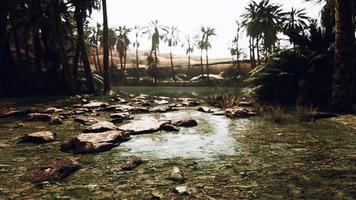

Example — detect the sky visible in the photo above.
[91,0,323,58]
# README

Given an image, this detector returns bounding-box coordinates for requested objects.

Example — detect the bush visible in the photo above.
[296,105,318,122]
[208,89,237,109]
[270,106,287,123]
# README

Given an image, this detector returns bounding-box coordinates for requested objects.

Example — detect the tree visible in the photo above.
[88,23,102,74]
[284,8,310,49]
[230,21,242,70]
[70,0,99,93]
[144,20,167,84]
[102,0,110,94]
[195,33,205,77]
[200,26,216,80]
[133,25,144,80]
[116,26,131,72]
[331,0,355,111]
[165,26,180,81]
[184,35,195,79]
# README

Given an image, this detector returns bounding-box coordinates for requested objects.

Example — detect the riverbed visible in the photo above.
[0,87,355,199]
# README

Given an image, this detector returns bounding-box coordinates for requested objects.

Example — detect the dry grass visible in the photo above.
[296,105,318,122]
[208,90,237,109]
[270,106,287,123]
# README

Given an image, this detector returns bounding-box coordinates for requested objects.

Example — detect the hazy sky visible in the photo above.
[91,0,323,58]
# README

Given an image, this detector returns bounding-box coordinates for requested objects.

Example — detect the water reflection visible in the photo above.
[118,110,253,159]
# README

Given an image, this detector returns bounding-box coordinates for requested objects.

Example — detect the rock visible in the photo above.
[170,167,186,183]
[27,113,52,122]
[61,130,130,154]
[197,106,212,113]
[150,191,164,199]
[82,101,109,109]
[119,119,171,135]
[121,155,142,171]
[225,107,258,118]
[0,108,32,118]
[173,119,198,127]
[83,121,118,133]
[175,185,189,195]
[49,116,63,125]
[74,116,99,125]
[153,99,169,105]
[237,101,254,107]
[212,110,226,115]
[149,106,178,113]
[114,105,149,113]
[43,107,64,113]
[21,131,56,144]
[110,112,132,121]
[179,98,199,107]
[160,124,180,132]
[32,158,80,183]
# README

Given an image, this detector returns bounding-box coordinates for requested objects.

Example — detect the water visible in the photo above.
[0,87,355,199]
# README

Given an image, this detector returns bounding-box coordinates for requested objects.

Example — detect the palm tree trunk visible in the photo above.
[256,37,260,65]
[153,49,158,84]
[73,41,80,82]
[95,46,102,73]
[206,49,209,80]
[187,54,191,79]
[53,0,78,94]
[331,0,355,111]
[110,48,114,67]
[136,47,139,80]
[123,49,127,71]
[93,54,98,72]
[170,51,176,81]
[102,0,111,94]
[200,49,204,77]
[75,8,95,93]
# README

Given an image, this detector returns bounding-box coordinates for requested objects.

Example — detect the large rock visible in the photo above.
[61,130,130,154]
[119,119,171,135]
[149,106,178,113]
[110,112,132,121]
[83,121,118,133]
[74,116,99,125]
[32,158,80,183]
[173,119,198,127]
[114,105,149,113]
[81,101,109,109]
[170,167,186,183]
[161,124,180,132]
[27,113,52,122]
[0,108,31,118]
[121,155,142,171]
[225,107,259,118]
[21,131,56,144]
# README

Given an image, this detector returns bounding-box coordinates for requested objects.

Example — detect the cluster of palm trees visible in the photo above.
[241,0,310,67]
[88,19,217,83]
[0,0,111,95]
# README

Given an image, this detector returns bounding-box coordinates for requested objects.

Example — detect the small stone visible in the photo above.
[175,185,189,195]
[160,124,180,132]
[173,119,198,127]
[170,167,186,183]
[121,156,142,171]
[50,116,63,125]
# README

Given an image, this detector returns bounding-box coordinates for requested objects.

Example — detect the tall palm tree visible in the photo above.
[70,0,99,93]
[230,21,241,69]
[116,26,131,72]
[284,8,310,49]
[88,23,102,74]
[133,25,144,80]
[144,20,167,84]
[184,35,194,79]
[102,0,110,94]
[195,33,205,78]
[201,26,216,80]
[331,0,355,111]
[165,26,180,81]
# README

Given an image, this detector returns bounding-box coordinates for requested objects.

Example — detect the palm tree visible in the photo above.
[195,33,205,77]
[184,35,195,79]
[230,21,242,69]
[284,8,310,49]
[88,23,102,74]
[201,26,216,80]
[116,26,131,72]
[70,0,99,93]
[331,0,355,111]
[165,26,180,81]
[133,25,144,80]
[102,0,110,94]
[107,28,117,67]
[144,20,167,84]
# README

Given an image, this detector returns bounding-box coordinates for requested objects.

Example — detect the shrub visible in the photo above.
[208,89,237,109]
[270,106,287,123]
[296,105,318,122]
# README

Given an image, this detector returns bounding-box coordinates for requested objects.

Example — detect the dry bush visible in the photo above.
[208,90,237,109]
[296,105,318,122]
[270,106,287,123]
